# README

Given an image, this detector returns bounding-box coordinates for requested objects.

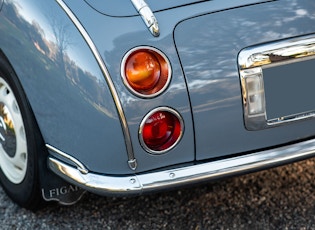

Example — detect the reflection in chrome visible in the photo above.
[49,137,315,195]
[0,77,27,184]
[131,0,160,37]
[46,144,88,174]
[238,34,315,130]
[239,34,315,70]
[56,0,137,170]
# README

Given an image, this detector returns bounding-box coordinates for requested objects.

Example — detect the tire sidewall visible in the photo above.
[0,57,40,208]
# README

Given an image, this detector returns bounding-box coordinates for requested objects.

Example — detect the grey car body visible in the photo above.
[0,0,315,209]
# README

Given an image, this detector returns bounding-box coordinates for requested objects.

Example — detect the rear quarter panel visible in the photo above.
[0,0,130,173]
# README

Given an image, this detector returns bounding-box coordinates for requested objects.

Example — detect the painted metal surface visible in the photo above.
[174,0,315,160]
[54,0,137,171]
[62,0,281,174]
[62,0,196,173]
[84,0,207,17]
[1,0,315,197]
[0,0,129,174]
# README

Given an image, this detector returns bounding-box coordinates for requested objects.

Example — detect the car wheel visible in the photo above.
[0,57,42,210]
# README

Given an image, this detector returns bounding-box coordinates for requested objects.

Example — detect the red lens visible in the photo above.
[141,110,182,152]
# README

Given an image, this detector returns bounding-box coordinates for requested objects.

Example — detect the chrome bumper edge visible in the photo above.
[48,138,315,196]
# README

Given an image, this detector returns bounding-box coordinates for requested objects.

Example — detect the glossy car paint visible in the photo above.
[84,0,209,17]
[0,0,315,197]
[59,0,197,173]
[64,0,315,173]
[0,0,129,173]
[62,0,285,174]
[175,0,315,160]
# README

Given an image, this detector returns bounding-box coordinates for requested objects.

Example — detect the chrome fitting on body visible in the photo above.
[131,0,160,37]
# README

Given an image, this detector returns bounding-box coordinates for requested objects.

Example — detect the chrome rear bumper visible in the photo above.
[48,138,315,196]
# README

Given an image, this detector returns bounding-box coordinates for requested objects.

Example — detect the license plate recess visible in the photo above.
[238,35,315,130]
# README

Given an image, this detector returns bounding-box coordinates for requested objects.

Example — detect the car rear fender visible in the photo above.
[0,0,131,174]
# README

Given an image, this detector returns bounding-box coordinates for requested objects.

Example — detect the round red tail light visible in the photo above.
[140,108,184,154]
[122,47,171,98]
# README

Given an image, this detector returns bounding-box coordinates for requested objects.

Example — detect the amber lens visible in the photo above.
[125,51,160,91]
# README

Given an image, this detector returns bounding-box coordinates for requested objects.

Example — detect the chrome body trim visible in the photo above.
[238,34,315,130]
[238,34,315,70]
[49,138,315,196]
[46,144,89,174]
[56,0,137,170]
[131,0,160,37]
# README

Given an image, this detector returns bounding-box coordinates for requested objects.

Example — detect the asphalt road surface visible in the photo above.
[1,158,315,229]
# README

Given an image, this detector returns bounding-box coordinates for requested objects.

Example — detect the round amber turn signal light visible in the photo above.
[125,51,160,91]
[122,47,171,97]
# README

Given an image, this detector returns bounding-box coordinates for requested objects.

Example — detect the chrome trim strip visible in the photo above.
[131,0,160,37]
[49,138,315,196]
[238,34,315,70]
[46,144,89,174]
[56,0,137,170]
[238,34,315,130]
